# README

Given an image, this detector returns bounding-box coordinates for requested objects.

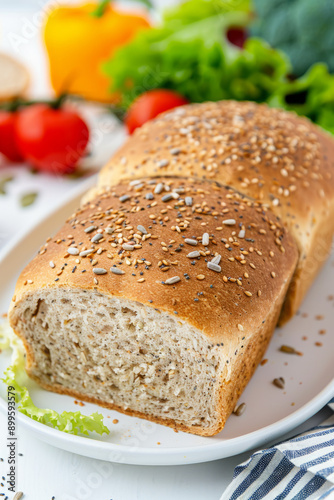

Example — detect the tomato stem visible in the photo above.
[49,93,67,110]
[90,0,110,18]
[0,96,127,124]
[0,94,69,112]
[91,0,152,17]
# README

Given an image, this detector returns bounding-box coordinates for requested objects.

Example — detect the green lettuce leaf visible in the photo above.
[104,0,274,108]
[0,321,110,436]
[104,1,289,108]
[163,0,251,27]
[103,0,334,134]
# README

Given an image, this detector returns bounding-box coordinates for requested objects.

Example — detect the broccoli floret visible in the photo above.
[251,0,334,76]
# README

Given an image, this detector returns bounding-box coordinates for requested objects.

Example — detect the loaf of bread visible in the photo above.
[90,101,334,324]
[9,177,298,436]
[0,53,29,101]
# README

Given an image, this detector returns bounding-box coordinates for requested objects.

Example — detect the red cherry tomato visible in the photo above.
[226,27,247,49]
[125,89,188,134]
[0,111,24,163]
[15,104,89,174]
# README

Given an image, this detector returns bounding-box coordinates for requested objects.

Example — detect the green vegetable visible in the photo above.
[104,0,290,108]
[103,0,334,134]
[163,0,251,26]
[251,0,334,77]
[269,63,334,135]
[0,321,110,436]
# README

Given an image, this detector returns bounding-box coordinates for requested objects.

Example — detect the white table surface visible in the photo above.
[0,6,332,500]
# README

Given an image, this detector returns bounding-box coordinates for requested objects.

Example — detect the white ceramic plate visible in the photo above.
[0,181,334,466]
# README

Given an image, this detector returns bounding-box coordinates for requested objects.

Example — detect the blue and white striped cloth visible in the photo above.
[221,399,334,500]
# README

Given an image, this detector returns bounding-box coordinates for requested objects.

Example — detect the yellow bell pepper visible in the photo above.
[44,2,150,103]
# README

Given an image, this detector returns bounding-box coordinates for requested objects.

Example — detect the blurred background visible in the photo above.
[0,0,334,246]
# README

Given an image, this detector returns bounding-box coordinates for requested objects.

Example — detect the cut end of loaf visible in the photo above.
[10,287,227,435]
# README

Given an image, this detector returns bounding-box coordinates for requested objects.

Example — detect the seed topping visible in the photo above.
[185,238,198,246]
[111,268,125,275]
[91,233,103,243]
[164,276,181,285]
[93,268,107,275]
[84,226,97,234]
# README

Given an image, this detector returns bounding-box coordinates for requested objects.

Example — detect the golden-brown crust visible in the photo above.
[94,101,334,320]
[9,177,298,344]
[99,101,334,222]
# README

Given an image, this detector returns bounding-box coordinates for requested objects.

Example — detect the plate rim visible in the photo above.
[0,379,333,465]
[0,177,333,465]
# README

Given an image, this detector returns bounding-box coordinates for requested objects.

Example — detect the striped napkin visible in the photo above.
[221,398,334,500]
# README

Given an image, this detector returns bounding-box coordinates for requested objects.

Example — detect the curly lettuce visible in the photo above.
[104,0,290,108]
[103,0,334,134]
[269,63,334,135]
[0,321,109,436]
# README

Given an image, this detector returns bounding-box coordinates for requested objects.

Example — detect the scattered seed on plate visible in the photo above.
[49,261,55,268]
[119,194,130,202]
[238,229,245,238]
[279,345,302,355]
[233,403,246,416]
[0,175,14,195]
[185,196,193,206]
[20,192,38,207]
[273,377,285,389]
